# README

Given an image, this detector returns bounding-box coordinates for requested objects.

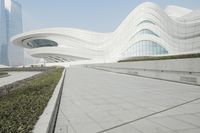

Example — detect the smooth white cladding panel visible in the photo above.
[11,2,200,63]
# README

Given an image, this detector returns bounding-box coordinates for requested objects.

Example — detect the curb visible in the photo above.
[33,69,66,133]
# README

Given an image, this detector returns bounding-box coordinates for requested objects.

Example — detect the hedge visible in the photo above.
[0,67,51,72]
[119,53,200,62]
[0,72,8,78]
[0,68,63,133]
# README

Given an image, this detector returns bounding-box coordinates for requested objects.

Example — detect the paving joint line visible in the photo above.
[96,97,200,133]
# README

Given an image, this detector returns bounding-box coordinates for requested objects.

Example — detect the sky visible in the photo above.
[16,0,200,32]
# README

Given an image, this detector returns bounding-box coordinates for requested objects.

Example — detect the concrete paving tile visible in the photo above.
[131,119,176,133]
[175,128,200,133]
[73,122,103,133]
[55,112,76,133]
[67,115,95,125]
[193,112,200,117]
[171,114,200,127]
[88,112,120,122]
[149,116,196,130]
[55,125,74,133]
[54,66,200,133]
[105,124,142,133]
[99,121,125,129]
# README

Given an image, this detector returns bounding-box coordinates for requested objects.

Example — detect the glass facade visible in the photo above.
[0,0,24,66]
[122,40,168,57]
[0,0,8,65]
[27,39,58,48]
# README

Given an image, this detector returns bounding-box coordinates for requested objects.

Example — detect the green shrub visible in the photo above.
[0,68,63,133]
[0,72,8,77]
[119,53,200,62]
[0,67,51,72]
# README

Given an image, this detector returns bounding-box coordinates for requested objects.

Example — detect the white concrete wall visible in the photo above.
[89,58,200,85]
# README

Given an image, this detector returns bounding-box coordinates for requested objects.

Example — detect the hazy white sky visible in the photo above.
[16,0,200,32]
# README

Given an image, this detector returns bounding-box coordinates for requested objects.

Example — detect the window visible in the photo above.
[122,40,168,57]
[27,39,58,48]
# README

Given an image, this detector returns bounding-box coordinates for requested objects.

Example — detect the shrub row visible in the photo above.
[0,68,63,133]
[0,67,51,72]
[119,53,200,62]
[0,72,8,78]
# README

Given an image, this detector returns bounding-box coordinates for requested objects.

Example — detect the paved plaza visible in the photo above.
[55,66,200,133]
[0,71,40,87]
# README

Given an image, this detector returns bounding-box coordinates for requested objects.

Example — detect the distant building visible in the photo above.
[0,0,23,66]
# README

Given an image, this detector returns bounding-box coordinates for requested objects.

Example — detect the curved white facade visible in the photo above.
[11,2,200,63]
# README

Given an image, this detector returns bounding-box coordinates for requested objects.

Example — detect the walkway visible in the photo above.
[55,66,200,133]
[0,71,40,87]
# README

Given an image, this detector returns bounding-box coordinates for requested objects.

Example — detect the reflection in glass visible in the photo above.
[123,40,168,57]
[27,39,58,48]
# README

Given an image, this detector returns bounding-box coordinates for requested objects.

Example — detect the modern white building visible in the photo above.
[11,2,200,64]
[0,0,23,66]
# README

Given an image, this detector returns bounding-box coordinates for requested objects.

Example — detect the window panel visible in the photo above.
[122,40,168,57]
[27,39,58,48]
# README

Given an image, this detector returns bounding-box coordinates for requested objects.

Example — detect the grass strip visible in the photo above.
[0,68,63,133]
